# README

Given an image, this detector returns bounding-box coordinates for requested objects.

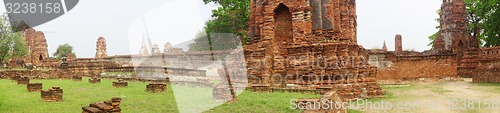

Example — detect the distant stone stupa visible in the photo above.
[95,36,108,58]
[139,35,150,55]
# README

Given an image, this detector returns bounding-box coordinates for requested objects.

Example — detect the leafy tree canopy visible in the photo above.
[53,43,76,59]
[0,13,28,62]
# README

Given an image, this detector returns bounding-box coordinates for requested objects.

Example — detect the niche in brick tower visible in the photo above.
[272,3,293,77]
[274,3,293,50]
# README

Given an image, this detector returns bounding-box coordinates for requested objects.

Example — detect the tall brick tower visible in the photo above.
[245,0,383,100]
[395,34,403,53]
[23,27,49,65]
[435,0,469,54]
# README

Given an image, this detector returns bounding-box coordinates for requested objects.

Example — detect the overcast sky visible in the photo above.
[0,0,442,58]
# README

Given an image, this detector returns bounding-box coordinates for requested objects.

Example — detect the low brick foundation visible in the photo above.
[146,83,166,93]
[89,77,101,83]
[72,76,82,81]
[27,83,42,92]
[112,80,128,88]
[17,77,29,85]
[250,85,270,92]
[82,97,122,113]
[41,87,63,102]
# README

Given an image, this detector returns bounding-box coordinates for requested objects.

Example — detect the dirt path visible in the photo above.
[355,79,500,113]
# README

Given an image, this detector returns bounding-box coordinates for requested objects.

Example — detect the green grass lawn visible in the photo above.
[0,78,321,113]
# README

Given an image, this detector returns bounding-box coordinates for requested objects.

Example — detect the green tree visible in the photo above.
[189,30,211,51]
[187,0,249,51]
[0,13,28,62]
[53,43,76,59]
[203,0,249,37]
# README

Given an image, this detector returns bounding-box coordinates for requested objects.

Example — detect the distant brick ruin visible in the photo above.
[95,36,108,58]
[151,44,161,55]
[89,77,101,83]
[112,80,128,88]
[245,0,384,100]
[367,0,500,84]
[23,27,49,65]
[17,77,29,85]
[146,83,167,93]
[139,36,150,56]
[367,0,471,81]
[459,47,500,83]
[27,83,42,92]
[72,75,82,81]
[41,87,63,102]
[395,35,403,53]
[82,97,122,113]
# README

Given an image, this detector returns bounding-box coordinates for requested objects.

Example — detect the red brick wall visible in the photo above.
[376,57,458,80]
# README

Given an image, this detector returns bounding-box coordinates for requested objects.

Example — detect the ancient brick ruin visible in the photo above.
[23,27,49,65]
[17,77,29,85]
[82,97,122,113]
[458,46,500,83]
[95,36,108,58]
[366,0,500,85]
[72,75,82,81]
[27,83,42,92]
[151,44,161,55]
[245,0,383,100]
[41,87,63,102]
[112,80,128,88]
[434,0,473,54]
[146,83,167,93]
[139,36,150,56]
[367,0,475,81]
[395,35,403,53]
[89,77,101,83]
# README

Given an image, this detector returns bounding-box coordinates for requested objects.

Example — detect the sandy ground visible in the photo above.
[354,78,500,113]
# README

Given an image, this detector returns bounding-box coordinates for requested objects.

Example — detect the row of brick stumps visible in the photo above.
[82,97,122,113]
[146,83,166,93]
[112,79,128,88]
[89,77,101,83]
[27,83,42,92]
[41,87,63,102]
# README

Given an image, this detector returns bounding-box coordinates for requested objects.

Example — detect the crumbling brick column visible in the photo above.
[146,83,166,93]
[17,77,29,85]
[89,77,101,83]
[112,80,128,88]
[82,97,122,113]
[41,87,63,102]
[27,83,42,92]
[395,34,403,53]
